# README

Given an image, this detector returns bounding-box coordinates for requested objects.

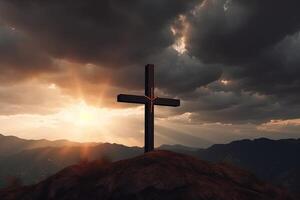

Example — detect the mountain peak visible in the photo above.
[0,150,293,200]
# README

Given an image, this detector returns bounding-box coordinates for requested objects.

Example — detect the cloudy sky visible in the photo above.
[0,0,299,148]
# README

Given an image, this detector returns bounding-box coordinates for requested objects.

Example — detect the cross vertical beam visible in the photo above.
[145,64,154,152]
[117,64,180,153]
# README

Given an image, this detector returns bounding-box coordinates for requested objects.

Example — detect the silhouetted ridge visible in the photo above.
[0,151,293,200]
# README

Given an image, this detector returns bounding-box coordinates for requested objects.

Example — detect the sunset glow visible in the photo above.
[0,0,299,148]
[62,101,104,127]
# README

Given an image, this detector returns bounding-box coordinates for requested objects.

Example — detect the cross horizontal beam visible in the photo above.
[154,97,180,107]
[117,94,147,104]
[118,94,180,107]
[117,64,181,153]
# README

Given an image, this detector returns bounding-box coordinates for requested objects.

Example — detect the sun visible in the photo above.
[75,101,99,127]
[60,100,104,128]
[78,102,95,126]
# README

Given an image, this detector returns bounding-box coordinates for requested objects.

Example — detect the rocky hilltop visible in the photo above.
[0,151,294,200]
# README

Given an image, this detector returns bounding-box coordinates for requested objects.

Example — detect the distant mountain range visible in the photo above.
[0,134,89,157]
[0,151,293,200]
[0,135,142,187]
[196,138,300,195]
[0,134,299,197]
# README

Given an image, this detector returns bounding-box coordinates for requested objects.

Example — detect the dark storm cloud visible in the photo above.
[182,88,300,123]
[0,0,198,67]
[0,26,56,83]
[0,0,215,103]
[104,48,222,94]
[176,0,300,122]
[185,0,300,97]
[152,48,222,94]
[234,34,300,99]
[187,0,300,64]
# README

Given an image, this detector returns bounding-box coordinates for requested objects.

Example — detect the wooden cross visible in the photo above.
[117,64,180,153]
